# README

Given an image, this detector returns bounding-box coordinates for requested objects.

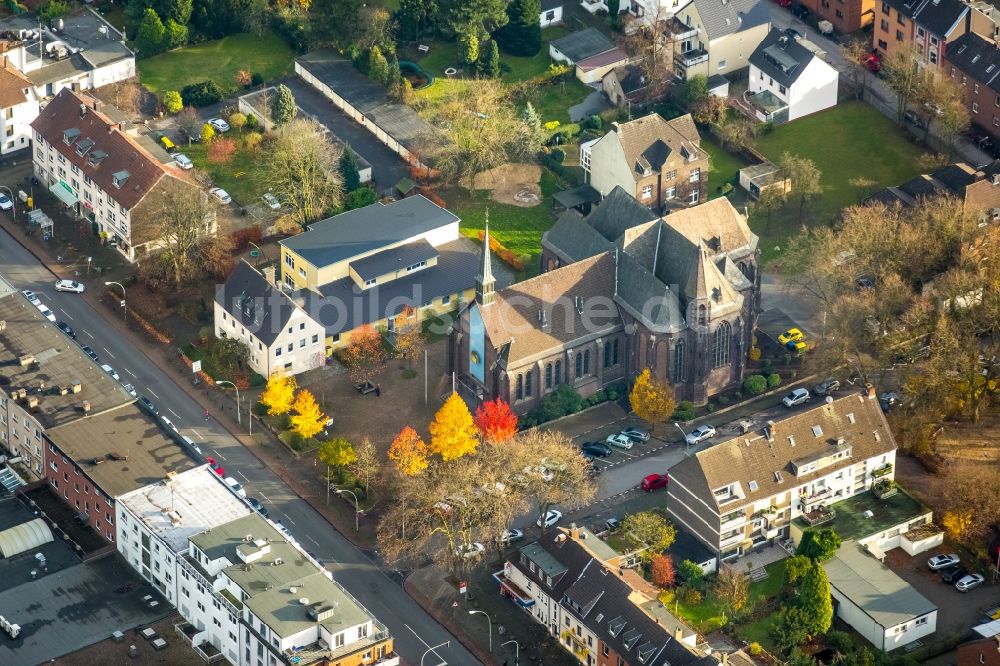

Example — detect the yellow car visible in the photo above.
[778,328,804,345]
[786,340,808,354]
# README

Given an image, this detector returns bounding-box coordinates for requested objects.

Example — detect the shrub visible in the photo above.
[748,346,761,361]
[588,114,602,130]
[229,225,263,251]
[346,187,377,210]
[681,586,702,604]
[287,431,304,450]
[181,80,223,107]
[251,72,265,86]
[477,229,525,271]
[767,373,781,388]
[163,90,183,114]
[539,385,583,421]
[706,403,716,413]
[551,147,565,163]
[673,400,695,421]
[717,395,730,405]
[742,374,768,396]
[252,401,268,416]
[760,360,774,376]
[748,643,763,656]
[208,137,237,164]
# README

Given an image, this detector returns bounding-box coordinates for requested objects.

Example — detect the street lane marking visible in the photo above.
[257,492,271,503]
[103,348,116,358]
[404,624,447,666]
[213,450,227,461]
[285,516,297,525]
[84,330,94,339]
[61,311,74,320]
[168,408,181,418]
[306,535,320,546]
[189,429,204,441]
[147,388,160,399]
[237,470,249,482]
[124,367,136,378]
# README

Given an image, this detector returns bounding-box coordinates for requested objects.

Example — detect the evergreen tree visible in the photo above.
[164,18,188,48]
[460,30,479,66]
[387,53,403,94]
[798,562,834,637]
[497,0,541,57]
[309,0,363,48]
[157,0,192,24]
[136,8,166,55]
[396,0,439,42]
[522,101,541,132]
[368,45,389,85]
[339,144,361,192]
[271,84,297,126]
[479,39,500,78]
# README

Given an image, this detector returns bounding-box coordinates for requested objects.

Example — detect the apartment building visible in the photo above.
[671,0,771,80]
[0,60,38,155]
[31,88,213,262]
[580,113,709,211]
[873,0,993,68]
[945,32,1000,143]
[800,0,874,35]
[866,158,1000,219]
[666,388,897,561]
[187,514,399,666]
[494,525,717,666]
[0,276,133,484]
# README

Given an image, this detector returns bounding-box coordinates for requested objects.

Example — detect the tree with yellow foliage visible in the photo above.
[942,510,973,541]
[429,392,479,461]
[290,389,328,439]
[629,368,676,431]
[388,426,430,476]
[261,373,296,416]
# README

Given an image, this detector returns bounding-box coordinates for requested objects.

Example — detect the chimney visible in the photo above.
[262,265,276,286]
[570,523,580,540]
[674,627,684,641]
[92,99,99,111]
[992,173,999,185]
[79,103,86,118]
[766,420,775,442]
[865,382,876,400]
[721,652,730,665]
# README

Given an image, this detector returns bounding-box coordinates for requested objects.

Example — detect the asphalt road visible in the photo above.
[0,220,479,666]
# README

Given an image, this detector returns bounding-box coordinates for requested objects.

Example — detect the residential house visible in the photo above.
[865,158,1000,221]
[799,0,874,35]
[747,29,839,122]
[665,388,898,561]
[30,88,215,262]
[541,0,565,26]
[621,0,695,28]
[581,112,708,211]
[494,525,718,666]
[0,59,38,155]
[738,162,791,199]
[602,64,649,107]
[670,0,771,80]
[549,28,631,84]
[945,32,1000,144]
[825,543,938,650]
[958,637,1000,666]
[218,196,481,373]
[872,0,993,68]
[448,189,760,409]
[184,514,398,666]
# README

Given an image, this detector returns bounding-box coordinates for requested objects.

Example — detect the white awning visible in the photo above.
[0,518,54,558]
[50,181,78,208]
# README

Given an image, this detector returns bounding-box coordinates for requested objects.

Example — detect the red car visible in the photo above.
[775,0,792,7]
[206,457,224,477]
[641,473,668,492]
[862,50,881,73]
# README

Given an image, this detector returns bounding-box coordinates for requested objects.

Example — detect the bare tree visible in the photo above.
[136,178,219,286]
[619,9,675,106]
[261,118,343,226]
[348,438,381,495]
[176,106,203,145]
[840,38,874,101]
[777,152,822,223]
[882,44,924,125]
[516,430,596,532]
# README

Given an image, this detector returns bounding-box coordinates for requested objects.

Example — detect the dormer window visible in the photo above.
[75,138,94,156]
[62,128,80,145]
[88,149,107,167]
[112,170,130,188]
[637,643,657,663]
[608,616,626,637]
[622,628,642,649]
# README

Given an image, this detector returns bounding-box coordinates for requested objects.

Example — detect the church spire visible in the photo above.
[476,211,496,306]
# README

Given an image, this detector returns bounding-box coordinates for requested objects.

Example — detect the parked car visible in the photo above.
[54,279,85,293]
[224,476,247,498]
[56,321,76,338]
[160,415,179,433]
[138,396,157,414]
[605,517,621,532]
[786,339,808,354]
[354,381,377,395]
[122,383,137,397]
[0,193,12,211]
[685,424,716,446]
[940,565,967,583]
[210,187,232,204]
[208,118,231,133]
[861,49,881,73]
[182,436,203,455]
[620,427,649,442]
[21,290,40,305]
[537,509,562,528]
[928,553,960,571]
[174,153,193,170]
[782,388,811,408]
[641,473,669,492]
[456,542,485,559]
[80,345,99,362]
[778,327,804,345]
[36,303,56,322]
[247,497,269,518]
[880,391,902,413]
[100,364,120,381]
[792,4,809,18]
[581,441,612,457]
[605,433,634,450]
[813,378,841,396]
[158,134,176,152]
[955,573,985,592]
[500,528,524,544]
[262,192,281,210]
[206,457,224,476]
[784,27,801,40]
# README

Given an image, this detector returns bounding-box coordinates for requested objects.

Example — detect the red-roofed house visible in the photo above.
[0,58,38,155]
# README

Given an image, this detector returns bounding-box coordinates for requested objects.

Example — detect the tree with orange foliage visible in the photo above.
[208,138,237,164]
[388,426,430,476]
[651,553,676,589]
[340,324,388,383]
[429,392,479,461]
[473,397,518,444]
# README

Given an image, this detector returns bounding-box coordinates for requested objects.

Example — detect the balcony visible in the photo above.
[802,506,836,527]
[871,463,893,479]
[669,18,700,41]
[286,622,399,666]
[720,531,745,548]
[174,622,225,663]
[720,514,746,532]
[675,48,709,67]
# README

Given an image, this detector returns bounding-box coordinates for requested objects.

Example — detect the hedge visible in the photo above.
[478,229,525,271]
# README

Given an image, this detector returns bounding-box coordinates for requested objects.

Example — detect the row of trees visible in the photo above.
[260,373,330,439]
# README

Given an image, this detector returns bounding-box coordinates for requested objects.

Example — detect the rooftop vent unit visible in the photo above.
[82,401,91,414]
[71,381,81,394]
[0,321,5,332]
[244,534,253,542]
[58,386,69,396]
[271,558,283,566]
[18,354,34,367]
[298,597,310,605]
[307,601,338,622]
[26,396,38,410]
[92,456,105,465]
[108,451,128,461]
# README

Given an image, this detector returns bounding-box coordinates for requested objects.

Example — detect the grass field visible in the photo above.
[751,101,925,264]
[703,136,750,198]
[138,31,294,95]
[178,139,265,206]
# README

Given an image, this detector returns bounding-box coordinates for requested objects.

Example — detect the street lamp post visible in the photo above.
[335,488,360,531]
[501,639,520,665]
[104,281,126,320]
[675,422,688,451]
[468,610,492,653]
[216,380,241,424]
[420,641,449,666]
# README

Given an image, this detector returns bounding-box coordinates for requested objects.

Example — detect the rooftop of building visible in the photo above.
[117,465,253,554]
[750,29,828,88]
[45,404,199,498]
[0,277,133,428]
[0,7,129,55]
[550,27,616,62]
[689,0,770,40]
[792,486,928,542]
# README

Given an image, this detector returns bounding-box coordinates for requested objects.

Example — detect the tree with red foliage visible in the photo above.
[340,324,388,384]
[208,137,237,164]
[650,553,676,589]
[474,397,518,444]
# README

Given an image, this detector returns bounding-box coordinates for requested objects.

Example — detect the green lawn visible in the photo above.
[411,27,569,84]
[447,168,561,278]
[138,31,294,94]
[703,136,750,198]
[751,101,925,264]
[179,139,266,206]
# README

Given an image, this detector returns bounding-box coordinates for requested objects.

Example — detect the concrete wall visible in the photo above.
[900,529,944,556]
[788,59,839,120]
[116,504,178,604]
[587,132,636,198]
